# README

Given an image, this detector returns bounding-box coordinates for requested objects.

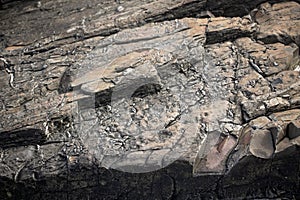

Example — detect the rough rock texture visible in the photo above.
[0,0,300,199]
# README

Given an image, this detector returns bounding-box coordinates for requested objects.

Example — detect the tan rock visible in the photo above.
[255,1,300,46]
[269,109,300,123]
[81,80,114,94]
[248,116,271,129]
[266,43,299,72]
[264,97,290,111]
[241,100,266,121]
[290,136,300,146]
[249,117,284,143]
[253,2,272,24]
[235,37,266,53]
[71,49,160,88]
[267,71,300,91]
[236,37,299,76]
[237,65,271,97]
[268,109,300,142]
[206,17,257,44]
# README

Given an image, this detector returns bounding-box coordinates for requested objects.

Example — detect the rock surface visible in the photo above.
[0,0,299,199]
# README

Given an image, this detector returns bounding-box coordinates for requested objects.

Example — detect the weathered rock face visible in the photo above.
[255,1,300,46]
[0,0,299,199]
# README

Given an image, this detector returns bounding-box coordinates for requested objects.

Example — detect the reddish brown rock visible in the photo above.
[193,134,237,175]
[249,129,275,159]
[233,117,277,159]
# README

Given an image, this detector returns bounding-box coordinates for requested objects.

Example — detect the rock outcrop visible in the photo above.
[0,0,299,199]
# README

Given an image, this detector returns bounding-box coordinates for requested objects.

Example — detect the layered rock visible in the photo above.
[0,0,299,199]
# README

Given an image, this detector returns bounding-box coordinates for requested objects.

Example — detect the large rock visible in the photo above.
[254,1,300,46]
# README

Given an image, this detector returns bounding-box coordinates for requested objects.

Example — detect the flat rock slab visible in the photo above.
[69,18,222,173]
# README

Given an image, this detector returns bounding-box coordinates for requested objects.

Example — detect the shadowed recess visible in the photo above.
[0,128,46,148]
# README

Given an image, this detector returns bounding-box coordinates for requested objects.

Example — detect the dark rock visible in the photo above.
[0,128,46,148]
[287,121,300,139]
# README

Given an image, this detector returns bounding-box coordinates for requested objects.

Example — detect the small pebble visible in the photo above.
[6,192,12,198]
[117,5,124,12]
[36,1,42,8]
[282,94,290,98]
